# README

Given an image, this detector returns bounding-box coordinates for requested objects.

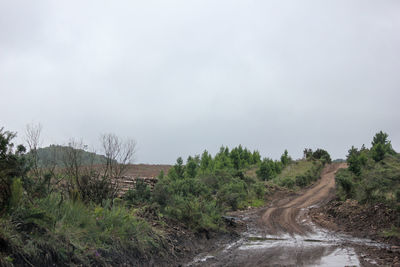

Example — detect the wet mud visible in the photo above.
[185,164,397,267]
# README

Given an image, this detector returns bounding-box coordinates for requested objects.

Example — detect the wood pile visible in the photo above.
[116,176,158,196]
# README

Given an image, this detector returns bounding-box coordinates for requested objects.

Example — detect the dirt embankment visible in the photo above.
[308,168,400,267]
[310,199,400,267]
[310,200,400,246]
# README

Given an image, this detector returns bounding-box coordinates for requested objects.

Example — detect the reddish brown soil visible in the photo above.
[124,164,171,178]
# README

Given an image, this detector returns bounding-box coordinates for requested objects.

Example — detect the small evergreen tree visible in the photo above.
[200,150,212,171]
[257,158,276,181]
[347,146,362,175]
[371,142,386,162]
[170,157,185,180]
[370,131,396,161]
[280,149,291,166]
[185,156,199,178]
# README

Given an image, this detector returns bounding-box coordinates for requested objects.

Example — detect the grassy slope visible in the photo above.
[272,160,323,189]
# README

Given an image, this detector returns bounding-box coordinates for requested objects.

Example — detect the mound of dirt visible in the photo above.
[310,200,400,266]
[310,199,400,245]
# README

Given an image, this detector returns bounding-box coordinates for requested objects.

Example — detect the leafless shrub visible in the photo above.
[25,123,61,197]
[25,123,42,176]
[62,134,136,204]
[101,133,136,177]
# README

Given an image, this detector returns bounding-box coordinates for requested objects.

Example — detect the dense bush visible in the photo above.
[303,148,331,163]
[151,146,266,231]
[257,158,281,181]
[124,179,151,206]
[336,131,399,208]
[335,169,355,200]
[347,146,367,176]
[0,128,29,212]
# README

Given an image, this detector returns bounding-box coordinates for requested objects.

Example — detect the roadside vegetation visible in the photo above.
[0,124,331,266]
[335,131,400,237]
[0,126,162,266]
[140,147,330,232]
[256,148,330,189]
[147,146,265,231]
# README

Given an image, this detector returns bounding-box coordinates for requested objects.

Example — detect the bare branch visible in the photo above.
[101,133,136,178]
[25,123,42,177]
[25,123,42,152]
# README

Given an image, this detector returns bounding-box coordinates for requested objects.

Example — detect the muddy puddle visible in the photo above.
[186,212,388,267]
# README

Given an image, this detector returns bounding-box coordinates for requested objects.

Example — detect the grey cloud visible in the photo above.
[1,0,399,163]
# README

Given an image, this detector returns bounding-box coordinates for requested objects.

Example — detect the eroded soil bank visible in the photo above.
[310,199,400,266]
[184,164,400,267]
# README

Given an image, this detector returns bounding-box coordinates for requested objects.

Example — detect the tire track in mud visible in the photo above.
[260,163,346,235]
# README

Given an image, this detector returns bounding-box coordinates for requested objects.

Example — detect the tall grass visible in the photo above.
[1,194,164,266]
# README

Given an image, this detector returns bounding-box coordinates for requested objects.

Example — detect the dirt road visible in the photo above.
[186,163,390,266]
[261,163,345,235]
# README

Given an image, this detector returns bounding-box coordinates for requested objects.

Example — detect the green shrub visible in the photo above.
[164,195,221,231]
[274,160,323,189]
[124,179,151,206]
[0,128,29,212]
[152,179,170,207]
[396,189,400,203]
[153,146,265,231]
[312,149,332,164]
[371,131,396,155]
[295,175,308,187]
[257,158,279,181]
[371,143,386,162]
[217,180,247,210]
[337,133,400,208]
[9,178,23,210]
[335,171,355,200]
[280,177,295,189]
[250,181,266,199]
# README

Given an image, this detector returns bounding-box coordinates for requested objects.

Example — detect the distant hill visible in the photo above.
[32,145,108,168]
[31,146,172,178]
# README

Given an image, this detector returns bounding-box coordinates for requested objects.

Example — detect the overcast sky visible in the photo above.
[1,1,399,164]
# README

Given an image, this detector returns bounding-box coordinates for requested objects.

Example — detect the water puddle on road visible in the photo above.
[187,221,387,266]
[236,233,361,267]
[187,197,390,267]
